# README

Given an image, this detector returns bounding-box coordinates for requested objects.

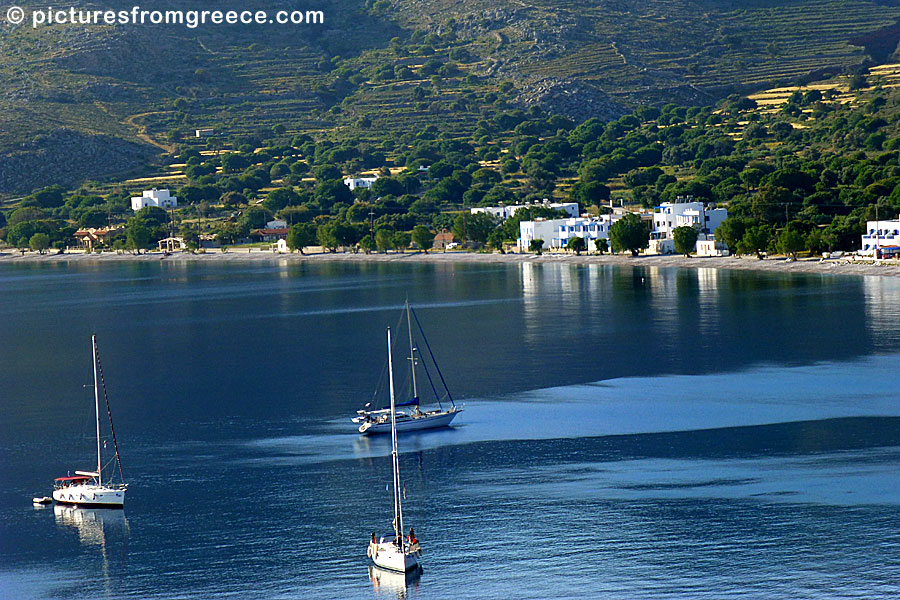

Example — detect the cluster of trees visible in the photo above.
[3,67,898,259]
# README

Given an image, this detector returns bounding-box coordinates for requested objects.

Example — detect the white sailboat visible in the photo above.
[354,301,462,435]
[367,327,422,573]
[52,335,127,508]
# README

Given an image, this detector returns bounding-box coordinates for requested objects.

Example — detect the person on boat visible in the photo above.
[371,532,377,545]
[408,527,417,545]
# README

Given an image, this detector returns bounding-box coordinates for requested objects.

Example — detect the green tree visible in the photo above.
[609,213,650,257]
[263,187,300,212]
[215,221,243,245]
[738,225,773,259]
[317,221,340,252]
[221,153,250,173]
[371,177,404,197]
[135,206,169,228]
[29,232,50,254]
[287,222,317,254]
[221,191,247,208]
[452,212,496,244]
[529,239,544,254]
[29,185,66,208]
[392,231,412,253]
[333,221,361,249]
[78,208,109,229]
[412,225,434,253]
[314,180,354,210]
[716,216,749,254]
[776,227,805,259]
[672,225,699,256]
[126,219,151,254]
[595,238,609,255]
[487,229,506,253]
[359,234,376,254]
[566,237,586,255]
[8,206,45,226]
[569,181,611,208]
[238,206,273,230]
[806,228,826,255]
[314,165,342,182]
[375,228,395,252]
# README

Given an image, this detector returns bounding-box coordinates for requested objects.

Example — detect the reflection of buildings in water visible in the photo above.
[368,564,422,599]
[520,262,541,348]
[53,504,129,548]
[644,267,679,352]
[695,268,721,338]
[520,262,581,347]
[863,276,900,348]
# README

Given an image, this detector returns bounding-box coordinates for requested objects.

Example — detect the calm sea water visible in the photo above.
[1,261,899,599]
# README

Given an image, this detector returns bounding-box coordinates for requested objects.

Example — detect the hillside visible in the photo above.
[0,0,899,194]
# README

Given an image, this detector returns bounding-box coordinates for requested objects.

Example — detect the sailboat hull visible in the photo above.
[370,542,420,572]
[53,485,126,508]
[358,408,462,435]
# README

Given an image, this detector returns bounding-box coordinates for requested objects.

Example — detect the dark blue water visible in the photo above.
[1,261,899,599]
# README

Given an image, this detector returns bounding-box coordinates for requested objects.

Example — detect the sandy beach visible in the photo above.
[3,247,900,278]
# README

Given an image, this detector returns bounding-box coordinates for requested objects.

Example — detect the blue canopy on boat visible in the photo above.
[395,397,419,407]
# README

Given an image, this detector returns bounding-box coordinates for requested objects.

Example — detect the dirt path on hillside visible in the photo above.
[123,111,175,153]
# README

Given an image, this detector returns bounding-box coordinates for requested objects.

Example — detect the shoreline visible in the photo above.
[2,248,900,278]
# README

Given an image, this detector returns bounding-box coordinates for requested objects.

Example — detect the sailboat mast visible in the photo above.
[387,327,404,543]
[92,334,102,486]
[406,300,418,403]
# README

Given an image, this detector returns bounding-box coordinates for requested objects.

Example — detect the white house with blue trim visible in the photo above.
[650,200,727,254]
[860,214,900,257]
[518,215,622,251]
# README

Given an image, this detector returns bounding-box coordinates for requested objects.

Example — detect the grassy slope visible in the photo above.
[0,0,898,194]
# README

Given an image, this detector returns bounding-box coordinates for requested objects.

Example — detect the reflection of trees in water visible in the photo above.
[368,564,422,600]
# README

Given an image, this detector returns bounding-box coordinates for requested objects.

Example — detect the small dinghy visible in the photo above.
[32,496,53,505]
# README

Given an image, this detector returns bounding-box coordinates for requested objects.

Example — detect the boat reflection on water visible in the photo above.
[54,504,129,595]
[368,564,422,599]
[53,504,129,548]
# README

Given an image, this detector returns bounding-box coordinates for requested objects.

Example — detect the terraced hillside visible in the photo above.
[0,0,898,194]
[389,0,900,104]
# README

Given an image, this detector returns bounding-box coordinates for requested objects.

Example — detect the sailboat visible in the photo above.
[51,335,127,508]
[367,327,422,573]
[353,301,462,435]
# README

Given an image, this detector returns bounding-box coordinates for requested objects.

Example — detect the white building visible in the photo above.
[696,239,730,257]
[473,200,579,220]
[652,200,727,240]
[267,219,288,230]
[131,189,177,212]
[343,177,378,191]
[649,200,727,254]
[860,214,900,257]
[518,215,622,251]
[195,128,214,138]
